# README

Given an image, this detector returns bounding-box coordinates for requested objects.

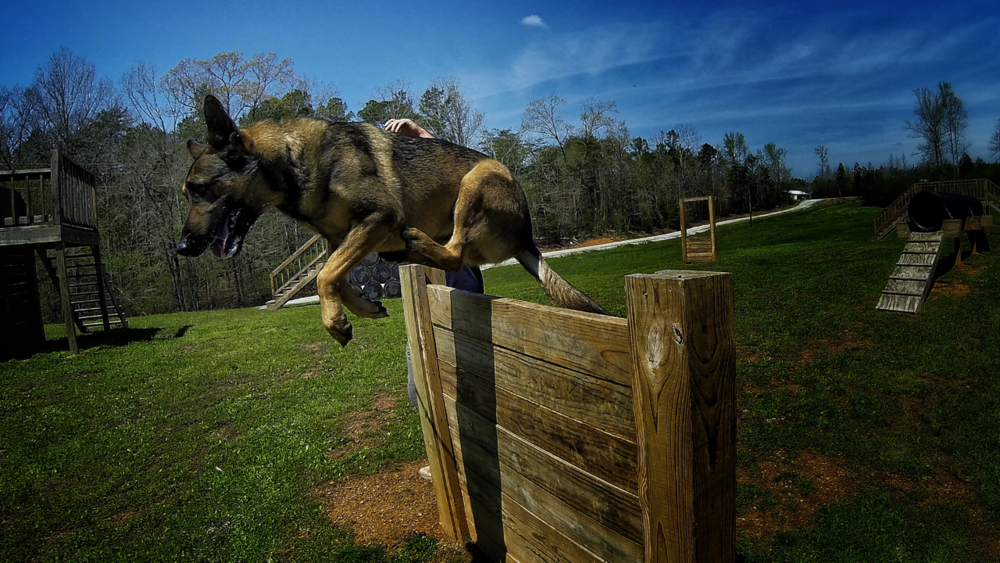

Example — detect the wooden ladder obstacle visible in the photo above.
[401,265,736,563]
[877,214,992,314]
[876,231,943,313]
[679,196,717,263]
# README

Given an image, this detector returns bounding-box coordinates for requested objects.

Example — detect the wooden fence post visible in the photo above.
[625,271,736,563]
[399,265,470,542]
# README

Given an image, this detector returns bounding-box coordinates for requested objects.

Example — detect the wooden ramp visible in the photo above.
[876,232,943,313]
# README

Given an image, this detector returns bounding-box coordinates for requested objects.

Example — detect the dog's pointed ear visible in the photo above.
[203,95,239,151]
[187,140,207,159]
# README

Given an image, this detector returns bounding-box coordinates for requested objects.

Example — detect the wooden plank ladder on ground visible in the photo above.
[401,265,736,563]
[876,232,943,314]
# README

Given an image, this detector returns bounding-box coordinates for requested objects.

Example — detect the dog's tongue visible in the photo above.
[211,220,230,258]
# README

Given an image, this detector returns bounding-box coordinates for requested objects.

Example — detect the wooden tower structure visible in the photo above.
[1,151,127,358]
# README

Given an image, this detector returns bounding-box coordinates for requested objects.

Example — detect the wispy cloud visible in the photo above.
[522,15,546,28]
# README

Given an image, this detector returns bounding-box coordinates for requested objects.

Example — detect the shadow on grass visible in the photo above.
[37,325,190,355]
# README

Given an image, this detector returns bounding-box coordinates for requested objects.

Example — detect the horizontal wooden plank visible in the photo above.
[442,376,639,490]
[502,493,604,563]
[897,253,937,266]
[903,242,942,254]
[942,219,963,238]
[877,293,922,313]
[445,401,643,563]
[890,265,932,281]
[883,279,928,296]
[497,427,641,542]
[907,232,943,242]
[427,285,632,386]
[434,326,636,441]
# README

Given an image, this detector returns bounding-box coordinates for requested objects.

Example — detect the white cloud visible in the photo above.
[522,15,546,28]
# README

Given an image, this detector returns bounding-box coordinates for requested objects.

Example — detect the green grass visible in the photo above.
[2,200,999,561]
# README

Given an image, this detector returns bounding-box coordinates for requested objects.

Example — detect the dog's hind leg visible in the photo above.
[402,159,528,270]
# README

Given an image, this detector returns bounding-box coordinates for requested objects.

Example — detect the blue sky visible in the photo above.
[3,0,998,177]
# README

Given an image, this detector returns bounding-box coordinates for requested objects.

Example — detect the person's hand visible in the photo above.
[384,118,434,138]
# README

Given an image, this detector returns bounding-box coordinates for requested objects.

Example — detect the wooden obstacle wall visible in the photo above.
[401,265,736,563]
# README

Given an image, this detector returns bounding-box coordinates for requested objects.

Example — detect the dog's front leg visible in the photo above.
[317,219,393,346]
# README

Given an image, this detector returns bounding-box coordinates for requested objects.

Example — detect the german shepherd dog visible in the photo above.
[177,95,605,346]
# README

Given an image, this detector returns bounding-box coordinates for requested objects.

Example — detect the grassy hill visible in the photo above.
[2,200,998,562]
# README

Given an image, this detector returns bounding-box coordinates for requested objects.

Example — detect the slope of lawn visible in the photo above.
[2,200,998,562]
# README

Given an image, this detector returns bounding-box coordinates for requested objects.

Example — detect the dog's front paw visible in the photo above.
[324,315,354,347]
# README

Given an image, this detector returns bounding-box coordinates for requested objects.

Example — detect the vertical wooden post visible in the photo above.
[399,265,469,541]
[625,271,736,563]
[50,151,62,228]
[707,196,717,261]
[55,243,78,355]
[679,201,689,264]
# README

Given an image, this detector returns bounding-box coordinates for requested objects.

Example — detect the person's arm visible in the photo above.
[384,118,434,138]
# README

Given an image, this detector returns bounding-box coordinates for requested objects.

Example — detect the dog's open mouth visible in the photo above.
[211,206,246,258]
[177,197,260,259]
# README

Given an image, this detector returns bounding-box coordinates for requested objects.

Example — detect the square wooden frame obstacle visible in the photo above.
[679,196,717,263]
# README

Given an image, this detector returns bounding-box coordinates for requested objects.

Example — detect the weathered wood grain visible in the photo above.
[882,279,927,296]
[626,271,736,563]
[897,253,937,266]
[399,266,468,541]
[442,377,638,491]
[434,326,636,441]
[426,285,632,386]
[446,405,643,563]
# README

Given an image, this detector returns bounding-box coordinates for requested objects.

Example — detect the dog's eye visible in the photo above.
[185,182,210,202]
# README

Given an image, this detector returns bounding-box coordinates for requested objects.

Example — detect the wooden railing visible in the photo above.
[0,151,97,232]
[873,179,1000,239]
[270,234,328,298]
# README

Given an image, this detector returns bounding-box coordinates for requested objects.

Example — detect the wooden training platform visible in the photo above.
[401,265,736,563]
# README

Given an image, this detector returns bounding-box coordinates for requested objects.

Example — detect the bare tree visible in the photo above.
[522,94,573,161]
[161,51,304,123]
[121,62,173,132]
[579,98,617,139]
[939,82,969,174]
[906,84,947,168]
[26,47,117,156]
[418,78,483,147]
[0,86,37,169]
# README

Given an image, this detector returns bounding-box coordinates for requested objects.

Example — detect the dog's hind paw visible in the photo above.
[325,317,354,347]
[400,227,431,249]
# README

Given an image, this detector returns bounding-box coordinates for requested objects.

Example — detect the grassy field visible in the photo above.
[2,200,999,562]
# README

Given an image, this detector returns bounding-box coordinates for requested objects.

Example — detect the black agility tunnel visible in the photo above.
[907,191,985,233]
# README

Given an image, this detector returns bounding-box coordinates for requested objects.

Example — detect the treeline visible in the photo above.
[2,48,998,318]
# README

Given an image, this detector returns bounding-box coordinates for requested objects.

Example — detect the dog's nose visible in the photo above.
[176,232,199,256]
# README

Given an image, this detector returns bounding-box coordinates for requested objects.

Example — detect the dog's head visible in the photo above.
[176,95,268,259]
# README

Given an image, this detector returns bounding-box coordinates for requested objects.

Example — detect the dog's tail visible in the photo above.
[516,246,607,315]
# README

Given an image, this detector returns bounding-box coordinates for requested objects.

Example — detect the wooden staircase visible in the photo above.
[266,235,328,310]
[39,246,129,332]
[876,232,943,314]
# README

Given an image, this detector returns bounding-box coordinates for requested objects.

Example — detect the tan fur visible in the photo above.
[178,95,606,346]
